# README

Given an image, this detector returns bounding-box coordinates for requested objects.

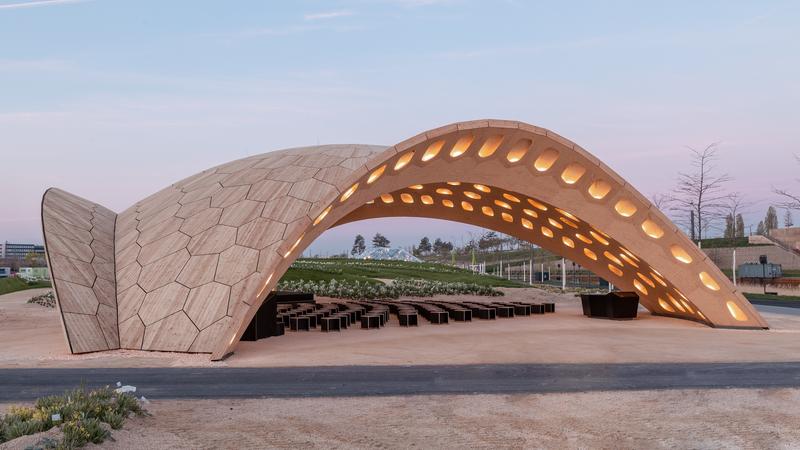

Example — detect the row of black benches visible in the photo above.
[277,301,393,331]
[278,299,556,332]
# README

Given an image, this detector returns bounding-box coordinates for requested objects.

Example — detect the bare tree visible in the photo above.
[650,193,671,212]
[774,155,800,211]
[669,143,732,241]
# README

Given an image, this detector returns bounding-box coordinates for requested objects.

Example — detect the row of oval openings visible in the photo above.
[350,160,708,293]
[364,189,725,307]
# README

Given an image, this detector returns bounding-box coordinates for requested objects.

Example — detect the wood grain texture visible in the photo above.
[42,188,119,353]
[41,124,766,360]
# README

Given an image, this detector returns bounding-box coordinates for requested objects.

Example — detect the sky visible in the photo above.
[1,0,798,255]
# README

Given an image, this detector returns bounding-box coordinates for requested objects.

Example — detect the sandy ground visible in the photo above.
[3,388,800,449]
[3,287,800,368]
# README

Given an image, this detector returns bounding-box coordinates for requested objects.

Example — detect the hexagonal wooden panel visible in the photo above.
[41,123,766,360]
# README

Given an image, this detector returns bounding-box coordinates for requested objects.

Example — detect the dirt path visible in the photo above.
[3,287,800,368]
[5,388,800,449]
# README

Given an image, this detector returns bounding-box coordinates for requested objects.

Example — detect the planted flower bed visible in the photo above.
[277,278,503,300]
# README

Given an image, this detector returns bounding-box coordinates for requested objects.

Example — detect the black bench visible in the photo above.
[398,312,418,326]
[361,315,381,329]
[492,305,515,318]
[320,316,341,332]
[289,316,310,331]
[580,292,638,319]
[529,304,545,314]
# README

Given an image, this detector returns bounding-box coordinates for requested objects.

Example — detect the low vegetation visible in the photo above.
[278,278,503,300]
[744,292,800,303]
[0,386,146,449]
[281,258,525,288]
[28,291,56,308]
[0,277,51,296]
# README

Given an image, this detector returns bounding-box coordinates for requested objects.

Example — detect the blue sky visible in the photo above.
[1,0,798,254]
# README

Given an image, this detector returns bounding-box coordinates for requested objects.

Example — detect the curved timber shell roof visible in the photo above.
[40,120,767,360]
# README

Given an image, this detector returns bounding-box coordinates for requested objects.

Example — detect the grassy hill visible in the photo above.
[281,258,525,288]
[0,277,51,296]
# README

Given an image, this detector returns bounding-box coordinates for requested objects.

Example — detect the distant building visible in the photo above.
[0,242,45,260]
[18,267,50,281]
[0,267,10,278]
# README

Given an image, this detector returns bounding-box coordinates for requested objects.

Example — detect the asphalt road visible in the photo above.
[2,362,800,402]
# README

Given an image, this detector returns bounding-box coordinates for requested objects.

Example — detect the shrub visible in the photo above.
[0,386,146,448]
[277,278,503,300]
[61,418,109,448]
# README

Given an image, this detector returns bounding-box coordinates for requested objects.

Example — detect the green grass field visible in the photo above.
[0,277,51,296]
[280,258,526,287]
[744,292,800,303]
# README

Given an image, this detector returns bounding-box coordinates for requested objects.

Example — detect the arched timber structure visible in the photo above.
[39,119,767,360]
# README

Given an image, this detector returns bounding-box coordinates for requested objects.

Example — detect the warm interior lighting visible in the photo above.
[481,206,494,217]
[409,184,423,190]
[614,199,637,217]
[501,212,513,222]
[474,184,491,193]
[576,233,592,244]
[541,226,554,238]
[633,279,648,295]
[584,248,597,260]
[447,181,461,186]
[555,208,576,219]
[521,218,533,229]
[650,272,666,287]
[608,264,623,276]
[527,198,548,211]
[637,272,655,288]
[560,217,578,229]
[562,236,575,248]
[463,191,481,200]
[506,139,532,163]
[670,245,693,264]
[461,201,473,211]
[680,298,694,313]
[590,231,609,245]
[620,247,640,262]
[400,193,414,204]
[641,219,664,239]
[523,209,538,218]
[450,135,474,157]
[313,206,331,226]
[442,199,454,208]
[699,272,720,291]
[561,163,586,184]
[340,183,358,202]
[380,193,394,204]
[658,298,675,313]
[494,200,512,210]
[548,218,563,229]
[604,251,622,266]
[394,152,414,171]
[534,148,559,172]
[588,179,612,199]
[422,140,445,162]
[619,253,639,268]
[668,294,685,312]
[503,193,520,203]
[368,165,386,183]
[421,195,434,205]
[478,135,504,158]
[284,235,304,257]
[436,188,453,195]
